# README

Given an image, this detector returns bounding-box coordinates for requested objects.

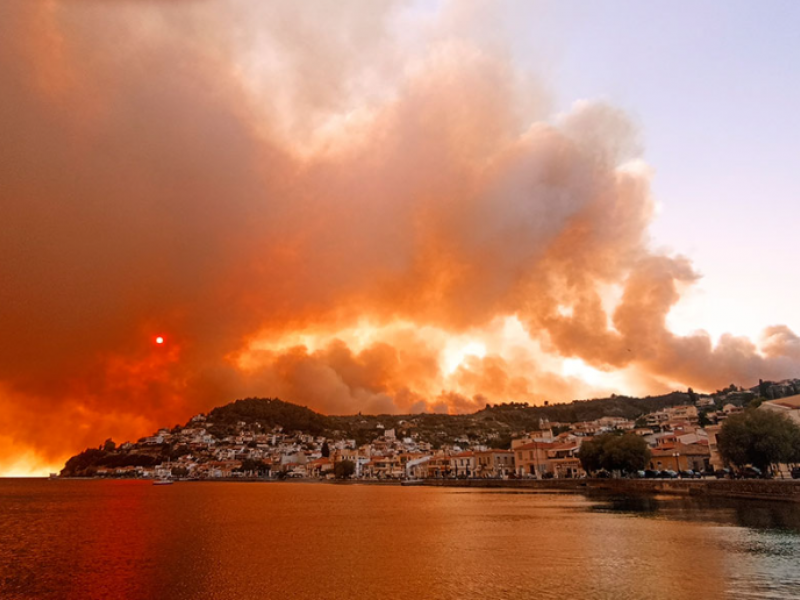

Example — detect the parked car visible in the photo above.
[714,468,731,479]
[659,470,678,479]
[792,467,800,480]
[737,466,763,479]
[644,469,659,479]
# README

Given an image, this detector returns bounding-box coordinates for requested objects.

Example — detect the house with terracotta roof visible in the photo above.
[363,455,403,479]
[648,442,710,472]
[306,457,333,478]
[424,454,452,478]
[515,441,550,478]
[515,441,583,478]
[449,451,475,477]
[543,442,584,478]
[474,449,515,478]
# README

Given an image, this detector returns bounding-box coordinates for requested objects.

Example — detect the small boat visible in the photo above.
[153,479,174,485]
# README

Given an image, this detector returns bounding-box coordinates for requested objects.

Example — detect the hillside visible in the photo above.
[192,391,699,447]
[63,379,797,476]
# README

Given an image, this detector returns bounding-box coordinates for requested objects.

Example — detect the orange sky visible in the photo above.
[2,1,799,476]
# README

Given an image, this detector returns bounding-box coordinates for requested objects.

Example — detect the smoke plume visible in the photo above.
[1,1,797,474]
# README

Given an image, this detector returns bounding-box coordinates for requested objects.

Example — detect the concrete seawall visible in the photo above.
[419,478,800,503]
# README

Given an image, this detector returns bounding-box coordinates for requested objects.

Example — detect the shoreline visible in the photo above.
[418,477,800,503]
[34,476,800,502]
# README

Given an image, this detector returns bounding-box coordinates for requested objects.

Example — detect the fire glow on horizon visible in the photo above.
[2,1,800,476]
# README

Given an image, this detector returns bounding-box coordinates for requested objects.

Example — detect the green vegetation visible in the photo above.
[61,448,164,476]
[190,389,712,447]
[717,409,800,473]
[334,460,356,479]
[208,397,332,437]
[492,432,513,450]
[577,432,651,475]
[238,458,269,476]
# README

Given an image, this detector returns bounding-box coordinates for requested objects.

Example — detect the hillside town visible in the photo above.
[60,379,800,482]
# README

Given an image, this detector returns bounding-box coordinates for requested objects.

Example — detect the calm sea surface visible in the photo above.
[1,480,799,600]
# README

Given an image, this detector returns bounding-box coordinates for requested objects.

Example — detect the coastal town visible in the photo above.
[60,379,800,482]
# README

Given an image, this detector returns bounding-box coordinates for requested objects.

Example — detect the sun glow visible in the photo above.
[155,336,164,345]
[562,358,606,386]
[0,450,57,478]
[233,314,641,404]
[442,340,487,375]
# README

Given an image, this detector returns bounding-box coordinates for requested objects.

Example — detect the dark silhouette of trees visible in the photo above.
[578,433,651,475]
[717,409,800,473]
[208,397,331,436]
[239,458,268,476]
[334,460,355,479]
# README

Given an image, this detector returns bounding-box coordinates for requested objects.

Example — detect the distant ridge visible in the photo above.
[201,391,694,444]
[60,378,800,476]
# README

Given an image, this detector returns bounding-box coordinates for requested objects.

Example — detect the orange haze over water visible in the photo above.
[2,1,799,476]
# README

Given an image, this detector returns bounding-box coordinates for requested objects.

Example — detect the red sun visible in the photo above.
[155,336,165,345]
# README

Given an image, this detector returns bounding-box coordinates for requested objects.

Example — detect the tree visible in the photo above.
[240,458,267,476]
[717,409,800,473]
[102,439,116,452]
[698,410,710,427]
[577,437,604,474]
[334,460,355,479]
[321,441,330,458]
[61,448,107,477]
[605,433,651,473]
[577,433,651,475]
[494,433,513,450]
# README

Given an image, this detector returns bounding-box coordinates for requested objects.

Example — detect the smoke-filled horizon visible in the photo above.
[2,1,799,475]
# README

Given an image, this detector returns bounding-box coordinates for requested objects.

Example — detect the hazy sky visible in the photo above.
[527,0,800,340]
[2,0,799,475]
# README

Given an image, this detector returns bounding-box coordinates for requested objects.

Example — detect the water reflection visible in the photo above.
[588,492,800,532]
[2,480,799,600]
[586,491,800,599]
